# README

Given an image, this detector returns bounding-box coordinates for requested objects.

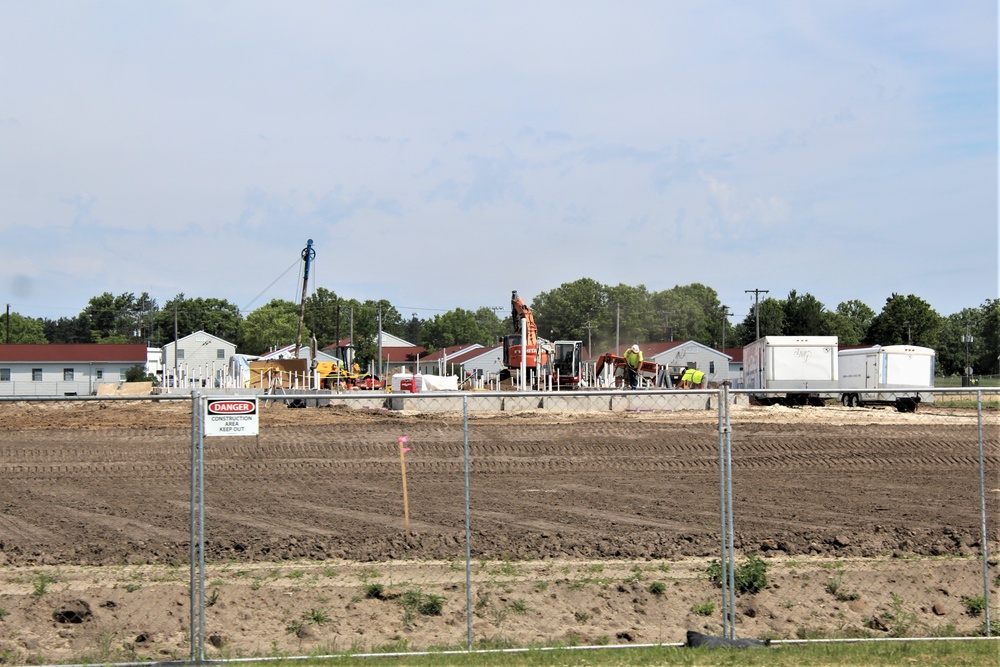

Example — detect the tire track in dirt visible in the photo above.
[0,408,995,565]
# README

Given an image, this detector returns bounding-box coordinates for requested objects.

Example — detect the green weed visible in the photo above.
[33,572,57,596]
[692,601,715,616]
[961,595,986,617]
[705,553,768,594]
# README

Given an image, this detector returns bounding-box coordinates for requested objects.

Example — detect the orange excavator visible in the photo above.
[501,290,585,388]
[502,290,550,382]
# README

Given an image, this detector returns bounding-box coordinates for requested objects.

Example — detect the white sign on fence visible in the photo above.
[204,397,259,436]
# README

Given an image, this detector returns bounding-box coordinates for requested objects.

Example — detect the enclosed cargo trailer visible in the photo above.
[838,344,935,412]
[742,336,839,405]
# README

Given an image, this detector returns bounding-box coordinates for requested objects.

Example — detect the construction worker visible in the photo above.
[623,344,643,389]
[679,367,706,389]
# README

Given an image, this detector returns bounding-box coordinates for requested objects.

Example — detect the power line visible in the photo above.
[745,288,769,340]
[240,257,300,314]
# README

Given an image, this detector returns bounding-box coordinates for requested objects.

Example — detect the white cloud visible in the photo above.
[0,1,993,321]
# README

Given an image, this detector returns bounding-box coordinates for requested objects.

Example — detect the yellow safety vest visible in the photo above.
[624,350,642,369]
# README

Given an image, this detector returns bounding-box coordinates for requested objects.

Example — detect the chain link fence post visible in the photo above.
[976,391,992,637]
[463,394,473,649]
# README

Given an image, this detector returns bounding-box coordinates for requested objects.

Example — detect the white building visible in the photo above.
[162,331,238,389]
[648,340,733,383]
[0,344,149,396]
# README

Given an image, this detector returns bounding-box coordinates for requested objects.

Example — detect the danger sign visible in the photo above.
[204,397,259,436]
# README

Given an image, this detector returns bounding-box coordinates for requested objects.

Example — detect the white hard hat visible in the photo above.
[631,344,640,353]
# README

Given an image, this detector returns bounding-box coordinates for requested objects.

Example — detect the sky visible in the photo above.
[1,1,996,326]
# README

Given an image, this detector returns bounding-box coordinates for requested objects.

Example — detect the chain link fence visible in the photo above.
[0,388,994,664]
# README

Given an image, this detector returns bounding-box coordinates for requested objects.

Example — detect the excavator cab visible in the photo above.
[552,340,583,386]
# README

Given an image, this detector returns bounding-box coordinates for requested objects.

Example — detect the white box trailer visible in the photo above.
[838,345,935,412]
[742,336,839,405]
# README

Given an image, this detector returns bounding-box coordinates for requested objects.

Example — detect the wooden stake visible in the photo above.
[399,439,410,536]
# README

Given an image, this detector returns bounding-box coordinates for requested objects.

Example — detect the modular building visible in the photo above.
[838,345,935,412]
[742,336,839,405]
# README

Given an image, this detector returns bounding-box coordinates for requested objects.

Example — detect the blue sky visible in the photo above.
[1,1,996,325]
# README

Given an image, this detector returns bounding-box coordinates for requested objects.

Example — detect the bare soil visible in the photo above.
[0,400,995,662]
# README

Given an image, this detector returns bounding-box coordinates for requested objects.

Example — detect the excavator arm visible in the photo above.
[510,290,539,348]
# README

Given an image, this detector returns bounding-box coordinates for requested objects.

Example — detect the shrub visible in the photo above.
[399,589,445,617]
[692,601,715,616]
[961,595,986,617]
[362,582,385,599]
[705,553,768,594]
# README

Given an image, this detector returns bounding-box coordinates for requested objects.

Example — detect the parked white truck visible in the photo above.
[838,345,935,412]
[742,336,839,405]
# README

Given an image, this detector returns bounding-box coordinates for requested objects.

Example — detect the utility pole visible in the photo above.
[615,303,620,353]
[745,288,769,340]
[173,303,179,391]
[294,239,315,359]
[658,310,676,342]
[584,321,593,356]
[377,304,383,378]
[962,324,974,377]
[4,303,9,344]
[721,305,732,350]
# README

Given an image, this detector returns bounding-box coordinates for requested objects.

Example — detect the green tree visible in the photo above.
[472,307,505,346]
[83,292,158,344]
[417,307,503,351]
[938,308,979,376]
[124,364,157,384]
[335,299,405,369]
[1,311,48,343]
[734,298,785,346]
[782,290,827,336]
[421,308,494,350]
[532,278,608,346]
[156,295,241,345]
[650,283,726,345]
[866,294,942,349]
[238,299,309,356]
[940,300,1000,376]
[402,313,424,346]
[823,300,876,346]
[976,299,1000,375]
[41,315,94,344]
[304,287,343,348]
[604,283,655,351]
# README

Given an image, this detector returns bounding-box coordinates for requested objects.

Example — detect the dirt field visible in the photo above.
[0,400,995,662]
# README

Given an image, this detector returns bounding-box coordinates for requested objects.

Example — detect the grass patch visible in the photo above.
[960,595,985,617]
[691,600,715,616]
[256,639,998,665]
[362,582,385,599]
[825,574,860,602]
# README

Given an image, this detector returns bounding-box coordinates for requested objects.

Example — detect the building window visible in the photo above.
[217,349,225,359]
[32,369,43,381]
[64,368,74,381]
[709,361,715,374]
[96,370,104,380]
[0,369,9,381]
[119,369,129,381]
[177,349,185,360]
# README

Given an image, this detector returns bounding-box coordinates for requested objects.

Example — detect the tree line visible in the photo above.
[3,279,998,377]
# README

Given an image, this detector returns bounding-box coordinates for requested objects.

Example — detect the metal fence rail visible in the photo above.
[0,388,994,665]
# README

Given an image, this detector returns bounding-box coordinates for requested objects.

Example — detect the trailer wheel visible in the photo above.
[896,398,917,413]
[843,393,858,408]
